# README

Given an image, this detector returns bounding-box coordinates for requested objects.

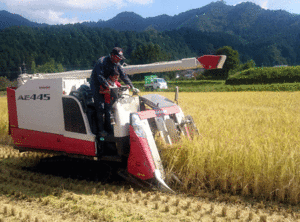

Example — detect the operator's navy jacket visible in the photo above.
[90,56,133,94]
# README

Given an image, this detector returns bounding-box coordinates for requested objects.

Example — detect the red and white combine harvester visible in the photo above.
[7,55,226,192]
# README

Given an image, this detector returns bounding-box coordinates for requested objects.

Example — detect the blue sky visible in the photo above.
[0,0,299,25]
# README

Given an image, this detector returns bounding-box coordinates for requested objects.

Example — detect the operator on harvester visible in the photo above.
[90,47,140,137]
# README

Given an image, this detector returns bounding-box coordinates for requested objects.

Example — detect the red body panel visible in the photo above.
[11,128,96,156]
[6,87,18,134]
[197,55,222,70]
[128,126,155,180]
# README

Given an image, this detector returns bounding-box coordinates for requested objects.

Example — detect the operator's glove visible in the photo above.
[132,87,140,94]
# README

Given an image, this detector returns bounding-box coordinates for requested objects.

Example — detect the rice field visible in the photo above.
[1,91,300,221]
[157,91,300,204]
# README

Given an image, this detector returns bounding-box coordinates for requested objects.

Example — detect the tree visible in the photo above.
[130,43,166,65]
[35,58,65,73]
[31,60,36,74]
[241,59,256,70]
[216,46,240,74]
[0,76,10,90]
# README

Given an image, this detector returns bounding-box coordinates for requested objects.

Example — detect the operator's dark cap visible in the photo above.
[111,47,126,60]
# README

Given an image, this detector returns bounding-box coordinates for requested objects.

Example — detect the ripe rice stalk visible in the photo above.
[248,211,254,221]
[259,215,267,222]
[173,199,180,207]
[25,214,32,221]
[129,188,134,194]
[288,181,299,205]
[186,201,191,209]
[3,206,7,215]
[11,207,16,216]
[221,206,227,217]
[235,209,240,219]
[137,190,142,197]
[145,192,151,199]
[186,209,191,216]
[107,191,114,199]
[158,92,300,202]
[195,203,202,212]
[210,204,214,213]
[111,186,117,193]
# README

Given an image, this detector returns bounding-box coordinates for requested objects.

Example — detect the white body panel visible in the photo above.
[15,78,95,142]
[113,96,140,137]
[16,78,65,135]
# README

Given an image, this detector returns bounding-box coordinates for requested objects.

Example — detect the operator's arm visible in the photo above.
[118,65,134,88]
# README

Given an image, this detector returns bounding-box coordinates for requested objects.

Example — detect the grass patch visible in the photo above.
[0,90,7,97]
[226,66,300,85]
[132,80,300,92]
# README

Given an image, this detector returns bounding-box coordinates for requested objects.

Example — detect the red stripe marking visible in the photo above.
[11,128,96,156]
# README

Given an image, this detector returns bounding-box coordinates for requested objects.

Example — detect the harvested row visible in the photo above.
[1,145,300,221]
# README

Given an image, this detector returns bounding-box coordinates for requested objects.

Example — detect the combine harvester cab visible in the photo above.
[7,55,226,193]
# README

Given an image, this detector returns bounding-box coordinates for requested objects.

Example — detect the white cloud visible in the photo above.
[230,0,269,9]
[34,10,83,24]
[2,0,153,24]
[126,0,153,5]
[260,0,269,9]
[230,0,299,11]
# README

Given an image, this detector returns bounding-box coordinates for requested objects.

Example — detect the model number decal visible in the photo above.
[18,94,50,100]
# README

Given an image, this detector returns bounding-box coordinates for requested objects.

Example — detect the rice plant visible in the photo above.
[159,91,300,204]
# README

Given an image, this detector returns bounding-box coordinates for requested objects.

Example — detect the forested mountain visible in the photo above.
[0,1,300,80]
[1,24,299,81]
[0,10,48,30]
